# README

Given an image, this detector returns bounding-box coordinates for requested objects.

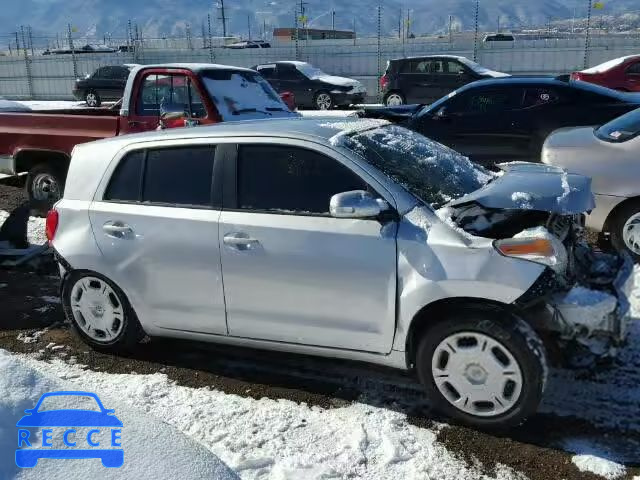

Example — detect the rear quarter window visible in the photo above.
[104,151,144,202]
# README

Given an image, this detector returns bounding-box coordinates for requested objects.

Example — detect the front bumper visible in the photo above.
[546,253,635,357]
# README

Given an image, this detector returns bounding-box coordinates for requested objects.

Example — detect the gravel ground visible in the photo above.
[1,177,639,480]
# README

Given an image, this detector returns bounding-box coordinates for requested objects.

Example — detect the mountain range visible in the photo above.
[3,0,639,42]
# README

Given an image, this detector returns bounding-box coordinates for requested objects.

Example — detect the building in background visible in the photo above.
[273,28,355,41]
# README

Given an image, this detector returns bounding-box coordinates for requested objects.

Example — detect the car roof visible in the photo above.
[390,55,472,63]
[86,117,390,150]
[130,63,256,74]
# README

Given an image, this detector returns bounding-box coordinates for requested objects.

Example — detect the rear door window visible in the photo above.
[522,88,560,108]
[237,145,366,214]
[143,147,215,207]
[450,88,525,114]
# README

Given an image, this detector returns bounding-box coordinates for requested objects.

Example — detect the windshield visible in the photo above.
[337,125,493,207]
[294,62,328,79]
[595,108,640,142]
[201,69,288,120]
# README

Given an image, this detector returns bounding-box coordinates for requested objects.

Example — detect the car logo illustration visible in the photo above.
[15,391,123,468]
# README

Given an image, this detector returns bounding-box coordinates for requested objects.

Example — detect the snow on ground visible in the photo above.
[0,210,47,245]
[7,350,524,480]
[563,438,627,479]
[16,100,87,110]
[0,350,239,480]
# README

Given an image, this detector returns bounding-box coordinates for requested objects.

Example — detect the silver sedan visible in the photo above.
[542,108,640,260]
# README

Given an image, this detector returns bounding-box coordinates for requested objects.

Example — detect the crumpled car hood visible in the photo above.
[448,162,596,214]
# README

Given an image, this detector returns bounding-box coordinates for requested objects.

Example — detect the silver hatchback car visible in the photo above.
[48,118,634,428]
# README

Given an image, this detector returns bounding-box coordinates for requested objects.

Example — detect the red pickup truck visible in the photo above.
[0,63,297,204]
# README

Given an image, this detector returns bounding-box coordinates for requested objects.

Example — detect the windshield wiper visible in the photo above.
[232,108,272,116]
[266,107,287,112]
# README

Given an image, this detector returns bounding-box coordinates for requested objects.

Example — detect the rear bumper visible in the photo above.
[331,92,366,106]
[0,155,15,175]
[72,89,84,101]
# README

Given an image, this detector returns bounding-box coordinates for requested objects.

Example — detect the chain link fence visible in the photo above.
[0,31,639,103]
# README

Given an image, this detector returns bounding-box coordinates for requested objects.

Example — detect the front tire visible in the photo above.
[415,309,547,429]
[314,91,333,110]
[609,200,640,262]
[85,90,101,107]
[62,271,144,352]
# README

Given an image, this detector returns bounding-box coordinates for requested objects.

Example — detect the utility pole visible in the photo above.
[201,21,207,48]
[332,10,335,39]
[186,23,193,49]
[207,13,214,61]
[353,17,356,46]
[247,14,251,41]
[56,32,60,49]
[14,32,20,56]
[28,26,34,55]
[449,15,453,43]
[406,10,411,40]
[473,0,479,61]
[583,0,593,69]
[219,0,227,38]
[399,8,402,39]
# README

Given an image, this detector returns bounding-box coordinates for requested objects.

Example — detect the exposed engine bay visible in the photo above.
[443,202,635,367]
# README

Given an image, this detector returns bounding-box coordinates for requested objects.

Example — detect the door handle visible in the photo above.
[223,233,259,247]
[103,222,133,238]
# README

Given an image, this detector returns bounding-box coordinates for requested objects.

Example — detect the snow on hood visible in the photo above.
[314,74,361,87]
[581,55,639,74]
[293,62,362,87]
[448,162,595,214]
[0,98,30,112]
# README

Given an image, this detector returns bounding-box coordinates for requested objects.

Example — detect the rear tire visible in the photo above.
[384,91,405,106]
[608,200,640,262]
[62,271,144,353]
[26,163,65,212]
[85,90,101,107]
[415,308,547,429]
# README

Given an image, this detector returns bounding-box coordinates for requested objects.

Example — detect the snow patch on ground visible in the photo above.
[0,350,239,480]
[10,351,524,480]
[571,455,626,479]
[0,210,47,245]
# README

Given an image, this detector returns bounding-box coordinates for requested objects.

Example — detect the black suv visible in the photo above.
[72,65,135,107]
[380,55,509,106]
[253,61,366,110]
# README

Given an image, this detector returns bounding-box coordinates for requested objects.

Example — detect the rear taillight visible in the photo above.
[45,209,59,243]
[380,74,389,90]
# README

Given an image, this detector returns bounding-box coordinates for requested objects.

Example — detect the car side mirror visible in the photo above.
[158,103,190,129]
[330,190,389,219]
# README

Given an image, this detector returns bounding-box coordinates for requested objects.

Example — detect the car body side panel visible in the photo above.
[391,206,545,351]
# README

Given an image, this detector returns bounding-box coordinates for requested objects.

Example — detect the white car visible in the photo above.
[47,118,634,428]
[543,108,640,260]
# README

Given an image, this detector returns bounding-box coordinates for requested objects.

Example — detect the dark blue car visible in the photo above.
[16,391,123,468]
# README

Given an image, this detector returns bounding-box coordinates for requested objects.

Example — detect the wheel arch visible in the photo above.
[14,149,70,175]
[602,195,640,234]
[404,297,517,368]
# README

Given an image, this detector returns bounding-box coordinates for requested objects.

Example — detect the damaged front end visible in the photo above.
[442,164,635,366]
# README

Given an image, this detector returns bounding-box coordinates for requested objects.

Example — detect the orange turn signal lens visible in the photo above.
[496,238,554,257]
